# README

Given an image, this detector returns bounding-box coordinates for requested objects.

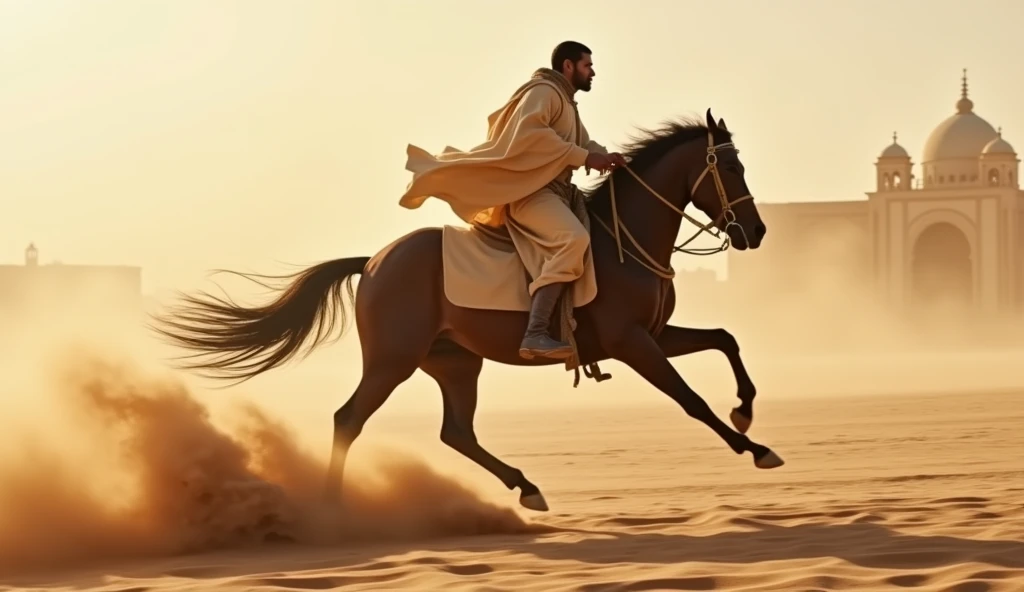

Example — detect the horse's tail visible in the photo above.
[148,256,371,384]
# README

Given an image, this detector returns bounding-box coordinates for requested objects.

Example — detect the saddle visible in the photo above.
[440,181,608,386]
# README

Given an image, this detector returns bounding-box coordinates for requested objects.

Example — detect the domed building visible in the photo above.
[728,70,1022,314]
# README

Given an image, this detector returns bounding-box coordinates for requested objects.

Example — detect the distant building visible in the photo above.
[0,242,142,318]
[674,267,729,318]
[675,267,722,296]
[728,70,1023,314]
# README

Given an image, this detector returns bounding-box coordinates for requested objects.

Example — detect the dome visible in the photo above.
[922,70,998,162]
[880,132,909,158]
[923,113,997,161]
[982,129,1015,156]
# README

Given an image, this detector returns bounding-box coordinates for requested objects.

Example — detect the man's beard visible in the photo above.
[574,71,592,92]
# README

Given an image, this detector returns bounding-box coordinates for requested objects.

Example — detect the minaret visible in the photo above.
[980,125,1019,188]
[876,131,913,192]
[25,242,38,266]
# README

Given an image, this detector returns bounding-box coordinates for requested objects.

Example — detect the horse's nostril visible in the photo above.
[754,224,766,240]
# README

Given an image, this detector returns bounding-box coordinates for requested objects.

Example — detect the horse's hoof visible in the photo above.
[754,450,784,469]
[730,408,752,434]
[520,492,549,512]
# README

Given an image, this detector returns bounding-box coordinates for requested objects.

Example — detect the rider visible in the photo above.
[399,41,627,360]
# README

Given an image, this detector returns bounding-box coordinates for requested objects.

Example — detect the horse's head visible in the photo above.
[687,109,765,250]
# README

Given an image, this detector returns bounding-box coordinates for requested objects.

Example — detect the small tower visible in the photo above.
[980,127,1018,188]
[25,242,38,266]
[876,131,913,192]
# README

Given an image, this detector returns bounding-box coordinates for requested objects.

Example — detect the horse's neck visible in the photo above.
[603,155,689,271]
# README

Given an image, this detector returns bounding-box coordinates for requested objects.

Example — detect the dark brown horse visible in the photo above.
[150,109,782,513]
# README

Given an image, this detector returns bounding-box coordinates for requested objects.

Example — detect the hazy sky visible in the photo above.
[3,0,1023,292]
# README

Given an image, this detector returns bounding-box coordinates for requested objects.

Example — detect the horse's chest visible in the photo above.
[647,278,675,336]
[622,276,675,335]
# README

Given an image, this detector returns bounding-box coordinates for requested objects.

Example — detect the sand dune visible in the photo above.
[1,357,1022,591]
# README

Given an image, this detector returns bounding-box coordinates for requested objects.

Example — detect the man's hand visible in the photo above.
[585,151,628,174]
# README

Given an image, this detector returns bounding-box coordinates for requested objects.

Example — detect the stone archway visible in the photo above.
[909,222,973,308]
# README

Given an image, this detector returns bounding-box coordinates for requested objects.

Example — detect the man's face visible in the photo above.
[568,53,594,92]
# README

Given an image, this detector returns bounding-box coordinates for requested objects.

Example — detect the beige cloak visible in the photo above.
[398,68,607,228]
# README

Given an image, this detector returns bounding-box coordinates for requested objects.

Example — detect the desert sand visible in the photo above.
[1,361,1021,592]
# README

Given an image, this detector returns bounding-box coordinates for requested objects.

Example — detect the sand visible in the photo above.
[1,377,1022,592]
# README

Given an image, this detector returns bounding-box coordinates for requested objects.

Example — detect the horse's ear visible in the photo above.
[718,118,728,131]
[705,108,716,129]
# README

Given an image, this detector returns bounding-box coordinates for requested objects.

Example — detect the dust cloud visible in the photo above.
[0,282,538,577]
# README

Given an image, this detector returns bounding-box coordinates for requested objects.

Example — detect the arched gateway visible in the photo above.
[909,222,973,308]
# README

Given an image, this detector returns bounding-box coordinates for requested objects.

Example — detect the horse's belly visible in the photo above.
[440,302,605,367]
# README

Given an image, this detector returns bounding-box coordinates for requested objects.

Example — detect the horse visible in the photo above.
[150,109,782,513]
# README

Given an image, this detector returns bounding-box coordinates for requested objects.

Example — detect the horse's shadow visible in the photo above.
[4,520,1022,588]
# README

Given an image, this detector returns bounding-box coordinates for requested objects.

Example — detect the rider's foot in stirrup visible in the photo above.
[518,334,574,360]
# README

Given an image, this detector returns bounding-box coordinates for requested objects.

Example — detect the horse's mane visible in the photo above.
[583,116,733,203]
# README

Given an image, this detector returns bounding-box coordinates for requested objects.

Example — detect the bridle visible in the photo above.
[589,129,755,280]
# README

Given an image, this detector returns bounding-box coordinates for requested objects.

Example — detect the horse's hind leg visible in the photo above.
[420,340,549,512]
[323,362,415,503]
[656,325,757,433]
[323,313,435,503]
[322,229,446,503]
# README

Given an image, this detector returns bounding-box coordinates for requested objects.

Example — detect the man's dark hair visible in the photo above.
[550,41,592,71]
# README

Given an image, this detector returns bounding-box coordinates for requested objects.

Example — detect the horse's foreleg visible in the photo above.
[656,325,756,433]
[610,325,783,469]
[420,343,549,512]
